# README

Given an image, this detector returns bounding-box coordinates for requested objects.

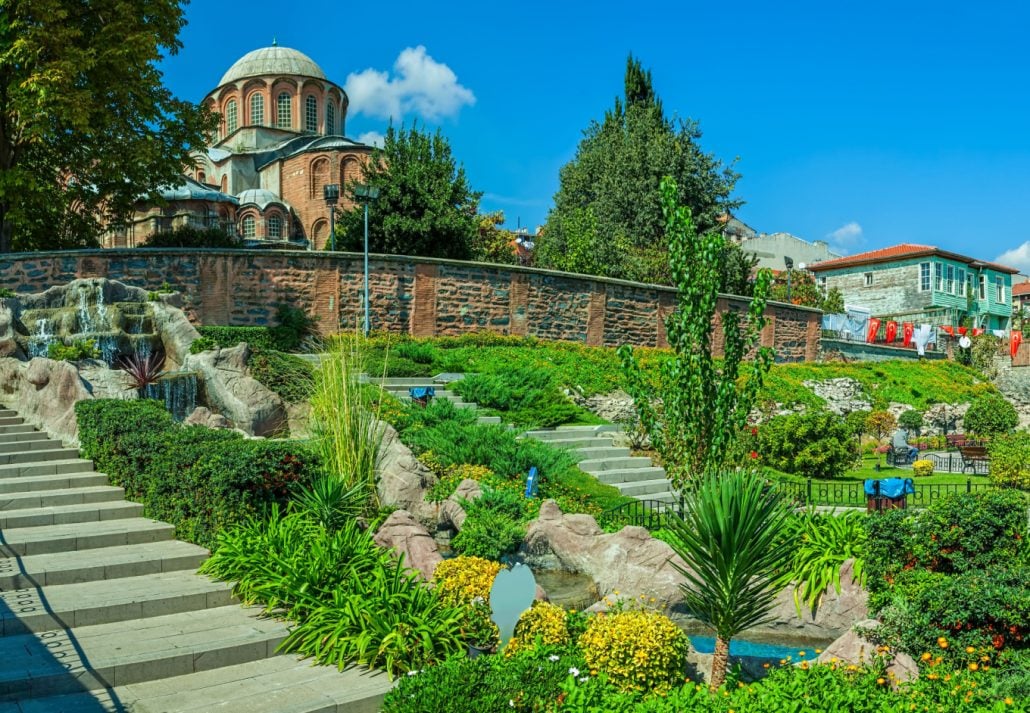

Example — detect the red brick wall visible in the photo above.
[0,249,823,361]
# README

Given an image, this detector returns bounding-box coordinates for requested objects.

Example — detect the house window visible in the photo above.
[919,262,930,291]
[241,215,256,239]
[818,276,827,290]
[250,94,264,126]
[957,268,966,296]
[935,263,943,291]
[979,274,987,300]
[267,215,283,240]
[277,92,292,129]
[305,96,318,133]
[996,276,1004,303]
[945,265,955,294]
[225,100,238,134]
[326,102,335,135]
[864,272,873,286]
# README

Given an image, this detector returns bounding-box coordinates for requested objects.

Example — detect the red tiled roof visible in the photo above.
[808,243,1020,274]
[1014,281,1030,297]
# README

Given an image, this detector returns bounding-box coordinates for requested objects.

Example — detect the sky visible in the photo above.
[163,0,1030,274]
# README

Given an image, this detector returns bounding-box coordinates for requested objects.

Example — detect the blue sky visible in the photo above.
[164,0,1030,273]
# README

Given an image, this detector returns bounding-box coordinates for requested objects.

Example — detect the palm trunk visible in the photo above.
[709,635,730,692]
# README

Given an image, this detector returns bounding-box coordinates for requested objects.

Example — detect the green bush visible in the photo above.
[188,336,219,354]
[47,339,100,361]
[75,399,315,549]
[897,409,924,434]
[142,225,242,248]
[758,410,857,479]
[964,392,1019,437]
[781,509,866,615]
[197,305,316,353]
[453,369,584,428]
[451,486,527,561]
[247,349,314,404]
[988,431,1030,490]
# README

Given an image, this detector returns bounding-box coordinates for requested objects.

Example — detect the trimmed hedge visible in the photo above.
[75,399,315,548]
[196,325,299,352]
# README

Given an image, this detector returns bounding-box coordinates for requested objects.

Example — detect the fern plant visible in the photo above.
[782,508,867,616]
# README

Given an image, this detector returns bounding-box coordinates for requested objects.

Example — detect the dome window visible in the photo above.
[250,94,264,126]
[305,95,318,133]
[242,215,256,239]
[226,99,238,134]
[277,92,292,129]
[268,215,283,240]
[326,102,335,135]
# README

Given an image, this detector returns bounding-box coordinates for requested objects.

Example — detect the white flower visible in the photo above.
[406,670,418,676]
[548,655,560,662]
[509,700,515,708]
[579,676,589,683]
[569,667,580,677]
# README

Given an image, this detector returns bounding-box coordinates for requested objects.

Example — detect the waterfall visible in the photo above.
[28,318,54,358]
[77,283,110,333]
[144,371,198,421]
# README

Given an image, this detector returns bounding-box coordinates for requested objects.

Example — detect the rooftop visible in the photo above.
[218,45,327,86]
[808,243,1019,274]
[1013,281,1030,297]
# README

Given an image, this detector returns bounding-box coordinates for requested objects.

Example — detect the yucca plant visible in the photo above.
[667,469,794,691]
[782,507,867,616]
[307,334,386,513]
[117,350,166,390]
[293,474,367,532]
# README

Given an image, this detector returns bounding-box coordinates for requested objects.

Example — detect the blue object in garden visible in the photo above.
[863,478,915,498]
[408,386,435,407]
[524,466,539,498]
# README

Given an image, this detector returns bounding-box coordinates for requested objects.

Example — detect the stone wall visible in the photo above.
[0,249,823,361]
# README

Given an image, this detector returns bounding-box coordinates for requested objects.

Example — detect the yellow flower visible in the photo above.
[968,663,978,672]
[762,663,770,669]
[1006,697,1015,705]
[798,651,806,657]
[937,637,949,649]
[921,652,932,661]
[877,677,886,685]
[965,646,975,654]
[815,648,823,654]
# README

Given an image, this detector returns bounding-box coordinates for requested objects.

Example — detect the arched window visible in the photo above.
[220,175,228,193]
[311,219,328,249]
[197,171,206,184]
[277,92,292,129]
[326,102,335,135]
[241,215,256,239]
[310,157,330,199]
[225,100,238,134]
[250,94,264,126]
[305,95,318,133]
[267,215,283,240]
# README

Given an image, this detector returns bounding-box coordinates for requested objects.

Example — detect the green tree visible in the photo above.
[720,242,758,296]
[0,0,216,251]
[619,177,774,489]
[866,410,897,466]
[667,469,793,691]
[898,409,924,436]
[537,55,740,285]
[822,286,845,314]
[337,123,480,260]
[770,270,823,307]
[759,410,857,480]
[964,393,1019,438]
[471,211,519,265]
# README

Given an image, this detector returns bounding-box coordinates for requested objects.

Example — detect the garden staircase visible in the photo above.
[364,375,503,425]
[0,406,392,712]
[521,426,677,504]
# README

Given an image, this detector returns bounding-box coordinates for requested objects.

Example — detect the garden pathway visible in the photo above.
[0,406,392,713]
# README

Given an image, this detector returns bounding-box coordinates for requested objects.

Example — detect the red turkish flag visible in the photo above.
[942,325,955,337]
[902,322,914,347]
[885,321,898,343]
[1012,331,1023,358]
[866,317,881,343]
[958,326,968,336]
[972,328,985,336]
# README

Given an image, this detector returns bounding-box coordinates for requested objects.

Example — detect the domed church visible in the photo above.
[104,44,373,249]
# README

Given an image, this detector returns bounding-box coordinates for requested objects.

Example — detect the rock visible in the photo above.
[439,479,482,531]
[76,361,137,398]
[818,619,919,683]
[184,406,233,430]
[373,510,442,581]
[182,344,287,436]
[757,559,869,641]
[149,301,201,368]
[568,389,637,424]
[524,500,690,610]
[0,300,22,359]
[0,357,93,444]
[802,378,872,415]
[377,421,438,522]
[922,402,970,436]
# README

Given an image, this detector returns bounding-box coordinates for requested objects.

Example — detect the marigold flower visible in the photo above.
[965,646,975,654]
[877,677,886,685]
[921,652,932,661]
[937,637,949,649]
[968,663,978,671]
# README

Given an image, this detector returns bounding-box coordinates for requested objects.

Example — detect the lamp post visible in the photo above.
[784,255,794,303]
[323,184,340,251]
[354,184,380,337]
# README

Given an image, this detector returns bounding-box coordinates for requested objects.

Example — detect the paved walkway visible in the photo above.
[0,406,392,712]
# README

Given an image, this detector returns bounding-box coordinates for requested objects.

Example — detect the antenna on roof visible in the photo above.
[272,37,278,47]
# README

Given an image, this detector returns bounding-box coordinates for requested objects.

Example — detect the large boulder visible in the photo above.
[0,357,93,443]
[377,421,437,518]
[802,378,872,415]
[148,300,201,368]
[756,559,869,640]
[0,299,23,359]
[184,406,233,430]
[373,509,442,581]
[818,619,919,683]
[182,344,286,436]
[439,478,483,531]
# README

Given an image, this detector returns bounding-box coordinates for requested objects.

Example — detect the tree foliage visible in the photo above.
[822,286,846,314]
[619,177,774,489]
[337,123,480,260]
[0,0,216,251]
[471,211,519,265]
[964,392,1019,438]
[537,55,740,285]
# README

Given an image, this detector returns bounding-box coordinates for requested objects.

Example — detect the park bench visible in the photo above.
[959,446,989,474]
[946,434,980,449]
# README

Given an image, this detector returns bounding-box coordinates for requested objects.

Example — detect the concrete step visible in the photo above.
[0,499,143,529]
[385,388,457,399]
[0,423,36,435]
[634,491,679,505]
[0,518,174,557]
[0,484,126,512]
[477,416,502,425]
[578,456,655,473]
[0,416,24,426]
[8,655,395,713]
[524,425,619,441]
[0,409,18,418]
[0,541,210,589]
[529,436,610,449]
[0,605,287,700]
[593,466,669,485]
[360,375,443,386]
[614,478,678,498]
[0,430,58,446]
[572,446,632,461]
[0,437,60,454]
[0,571,234,636]
[0,458,96,480]
[0,448,82,466]
[0,472,107,495]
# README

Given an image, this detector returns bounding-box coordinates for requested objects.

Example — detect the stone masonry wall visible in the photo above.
[0,249,823,361]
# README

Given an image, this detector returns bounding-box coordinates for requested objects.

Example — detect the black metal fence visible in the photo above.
[604,479,999,528]
[885,450,990,475]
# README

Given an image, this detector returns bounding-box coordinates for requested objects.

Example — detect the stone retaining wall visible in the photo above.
[0,249,822,361]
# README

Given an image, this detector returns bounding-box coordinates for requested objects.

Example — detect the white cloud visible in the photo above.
[344,46,475,121]
[995,240,1030,274]
[357,131,385,148]
[826,221,864,254]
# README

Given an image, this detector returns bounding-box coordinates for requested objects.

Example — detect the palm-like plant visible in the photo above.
[667,470,794,691]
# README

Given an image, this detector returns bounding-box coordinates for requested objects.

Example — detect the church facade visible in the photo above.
[103,44,373,249]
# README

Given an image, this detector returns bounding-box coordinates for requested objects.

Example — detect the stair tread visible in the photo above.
[0,500,142,528]
[0,485,125,509]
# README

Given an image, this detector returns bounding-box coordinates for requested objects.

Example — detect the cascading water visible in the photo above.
[27,318,54,358]
[77,284,110,333]
[143,371,198,422]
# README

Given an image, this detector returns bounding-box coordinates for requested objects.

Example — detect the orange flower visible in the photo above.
[921,652,932,661]
[937,637,949,649]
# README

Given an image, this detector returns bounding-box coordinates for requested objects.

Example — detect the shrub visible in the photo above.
[782,509,866,615]
[433,556,502,606]
[504,601,571,656]
[425,463,496,502]
[911,459,934,477]
[451,490,526,561]
[75,399,314,549]
[197,306,315,353]
[964,392,1019,437]
[452,369,583,428]
[47,338,100,361]
[247,349,314,404]
[759,410,857,479]
[188,336,219,354]
[578,609,689,692]
[989,431,1030,489]
[898,409,924,434]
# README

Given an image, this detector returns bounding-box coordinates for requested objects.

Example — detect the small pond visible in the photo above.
[687,634,826,662]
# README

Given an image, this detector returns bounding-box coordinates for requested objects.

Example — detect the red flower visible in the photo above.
[750,427,758,437]
[750,451,759,459]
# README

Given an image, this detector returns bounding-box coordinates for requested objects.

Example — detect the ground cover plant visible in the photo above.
[451,368,599,428]
[781,508,866,615]
[988,431,1030,489]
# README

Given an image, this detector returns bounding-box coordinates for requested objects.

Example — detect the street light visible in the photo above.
[784,255,794,303]
[354,184,380,337]
[323,184,340,251]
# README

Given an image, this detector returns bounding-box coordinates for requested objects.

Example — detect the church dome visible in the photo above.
[219,45,327,86]
[237,188,290,211]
